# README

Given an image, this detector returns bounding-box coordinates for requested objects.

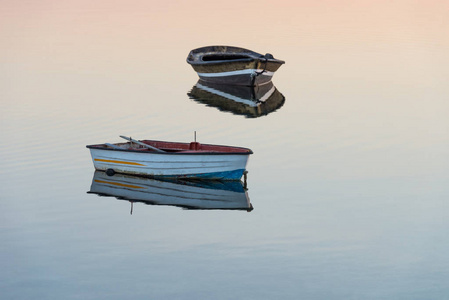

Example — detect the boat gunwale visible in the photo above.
[187,57,285,66]
[86,142,253,155]
[186,45,285,65]
[187,57,254,65]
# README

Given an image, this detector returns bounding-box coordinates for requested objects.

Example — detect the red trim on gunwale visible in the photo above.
[86,140,253,155]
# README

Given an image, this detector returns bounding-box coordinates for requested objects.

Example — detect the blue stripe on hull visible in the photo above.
[155,169,246,181]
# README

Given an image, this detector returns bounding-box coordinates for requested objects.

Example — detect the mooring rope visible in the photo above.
[255,56,268,76]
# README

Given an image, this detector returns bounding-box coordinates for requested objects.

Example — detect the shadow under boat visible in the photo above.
[187,80,285,118]
[87,171,253,212]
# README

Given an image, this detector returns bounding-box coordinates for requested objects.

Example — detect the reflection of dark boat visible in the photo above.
[88,171,253,212]
[186,45,285,86]
[188,80,285,118]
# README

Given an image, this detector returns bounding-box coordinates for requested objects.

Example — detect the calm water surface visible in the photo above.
[1,1,449,299]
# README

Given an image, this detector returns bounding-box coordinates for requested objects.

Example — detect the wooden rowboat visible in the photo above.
[88,171,253,211]
[187,45,285,86]
[86,136,252,181]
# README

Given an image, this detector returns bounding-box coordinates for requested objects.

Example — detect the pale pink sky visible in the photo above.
[2,0,447,50]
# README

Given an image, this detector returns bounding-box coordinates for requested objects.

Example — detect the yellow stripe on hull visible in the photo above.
[94,158,145,166]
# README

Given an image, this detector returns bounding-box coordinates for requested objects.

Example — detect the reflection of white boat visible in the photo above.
[188,80,285,118]
[88,171,253,211]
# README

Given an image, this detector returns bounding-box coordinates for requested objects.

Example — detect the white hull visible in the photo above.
[88,147,250,180]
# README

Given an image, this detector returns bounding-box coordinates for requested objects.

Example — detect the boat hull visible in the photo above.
[88,147,250,180]
[193,63,280,86]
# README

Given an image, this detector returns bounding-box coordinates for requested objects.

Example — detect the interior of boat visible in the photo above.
[98,141,251,154]
[201,54,250,61]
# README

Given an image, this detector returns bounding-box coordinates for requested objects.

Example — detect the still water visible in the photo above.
[1,1,449,299]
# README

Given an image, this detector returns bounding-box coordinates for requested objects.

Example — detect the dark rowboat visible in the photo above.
[186,45,285,86]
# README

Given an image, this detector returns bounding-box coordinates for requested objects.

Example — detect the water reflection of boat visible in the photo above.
[186,45,285,86]
[88,171,253,212]
[188,80,285,118]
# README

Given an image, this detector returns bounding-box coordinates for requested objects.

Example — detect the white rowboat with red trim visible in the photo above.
[86,136,252,181]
